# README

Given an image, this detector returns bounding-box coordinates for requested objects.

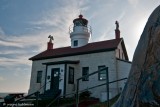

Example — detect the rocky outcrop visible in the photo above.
[113,5,160,107]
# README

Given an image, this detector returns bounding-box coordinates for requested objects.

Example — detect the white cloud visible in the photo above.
[0,40,24,48]
[0,76,5,81]
[30,3,80,28]
[0,2,86,70]
[0,27,25,48]
[0,27,5,36]
[97,28,113,41]
[128,0,139,6]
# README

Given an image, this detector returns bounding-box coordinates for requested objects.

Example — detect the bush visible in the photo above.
[79,90,91,98]
[4,95,15,104]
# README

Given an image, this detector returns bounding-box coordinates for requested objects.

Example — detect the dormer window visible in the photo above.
[74,40,78,46]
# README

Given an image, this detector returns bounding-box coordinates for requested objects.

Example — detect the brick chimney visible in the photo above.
[47,35,54,50]
[47,42,53,50]
[115,21,120,39]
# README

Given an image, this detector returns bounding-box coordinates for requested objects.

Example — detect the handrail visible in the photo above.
[46,77,128,107]
[46,93,61,107]
[76,67,109,107]
[81,77,128,92]
[75,67,128,107]
[38,80,51,92]
[13,67,128,107]
[13,80,51,106]
[9,91,40,107]
[14,91,39,103]
[46,61,108,107]
[46,91,76,107]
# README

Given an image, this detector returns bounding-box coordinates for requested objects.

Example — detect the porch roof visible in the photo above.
[43,60,80,65]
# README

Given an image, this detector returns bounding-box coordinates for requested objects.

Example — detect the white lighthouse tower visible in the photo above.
[69,14,91,48]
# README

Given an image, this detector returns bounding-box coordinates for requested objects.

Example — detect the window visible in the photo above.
[75,21,82,26]
[82,67,89,81]
[68,67,74,84]
[74,40,78,46]
[98,65,106,80]
[37,71,42,83]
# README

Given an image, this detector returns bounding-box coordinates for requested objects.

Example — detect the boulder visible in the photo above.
[113,5,160,107]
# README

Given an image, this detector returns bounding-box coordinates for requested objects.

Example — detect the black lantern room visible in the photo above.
[73,14,88,27]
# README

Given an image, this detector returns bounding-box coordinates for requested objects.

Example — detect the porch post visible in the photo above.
[76,79,79,107]
[63,64,67,98]
[44,65,48,93]
[106,67,109,107]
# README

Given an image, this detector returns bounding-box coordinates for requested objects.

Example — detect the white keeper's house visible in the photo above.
[28,14,131,100]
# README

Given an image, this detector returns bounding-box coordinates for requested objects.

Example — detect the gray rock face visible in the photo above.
[113,5,160,107]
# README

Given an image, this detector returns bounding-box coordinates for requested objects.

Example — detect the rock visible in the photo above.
[112,5,160,107]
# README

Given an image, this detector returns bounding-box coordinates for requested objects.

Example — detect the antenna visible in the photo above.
[80,9,82,15]
[77,1,81,15]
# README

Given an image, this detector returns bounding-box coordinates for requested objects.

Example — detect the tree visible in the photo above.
[113,5,160,107]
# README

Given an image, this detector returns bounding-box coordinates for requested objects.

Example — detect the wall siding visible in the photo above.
[117,59,131,92]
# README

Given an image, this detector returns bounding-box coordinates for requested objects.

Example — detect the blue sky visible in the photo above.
[0,0,159,93]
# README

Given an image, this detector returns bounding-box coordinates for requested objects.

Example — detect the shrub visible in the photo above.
[79,90,91,98]
[4,95,15,104]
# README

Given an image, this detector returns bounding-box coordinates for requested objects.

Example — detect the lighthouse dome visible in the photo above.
[73,14,88,27]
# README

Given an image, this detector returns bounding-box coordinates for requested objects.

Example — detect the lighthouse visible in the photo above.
[69,14,91,48]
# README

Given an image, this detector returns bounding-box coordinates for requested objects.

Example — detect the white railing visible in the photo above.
[69,24,92,34]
